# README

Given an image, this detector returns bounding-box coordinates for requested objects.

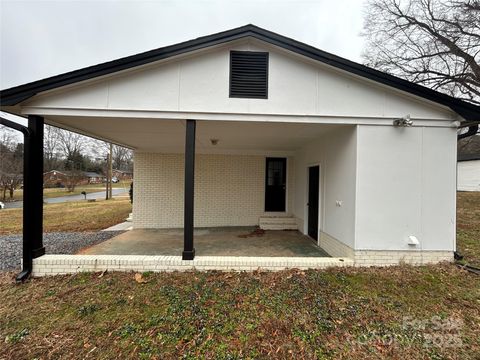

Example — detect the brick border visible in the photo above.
[354,250,453,266]
[32,255,354,276]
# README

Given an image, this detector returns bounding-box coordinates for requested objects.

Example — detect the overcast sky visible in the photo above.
[0,0,366,89]
[0,0,366,128]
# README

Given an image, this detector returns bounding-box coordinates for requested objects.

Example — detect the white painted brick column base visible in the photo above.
[319,232,355,258]
[354,250,454,266]
[319,231,453,266]
[31,255,354,276]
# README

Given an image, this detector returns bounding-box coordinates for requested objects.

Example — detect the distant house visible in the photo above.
[458,155,480,191]
[84,172,105,184]
[43,170,68,187]
[112,169,133,181]
[43,170,105,187]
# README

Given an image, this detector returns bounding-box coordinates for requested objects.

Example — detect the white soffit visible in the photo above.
[46,115,342,152]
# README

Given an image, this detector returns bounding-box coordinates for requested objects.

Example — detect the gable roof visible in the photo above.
[43,170,67,175]
[1,24,479,124]
[458,154,480,162]
[113,169,133,174]
[44,170,104,177]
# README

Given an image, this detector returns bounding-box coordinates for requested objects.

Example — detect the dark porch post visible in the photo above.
[182,119,196,260]
[26,115,45,259]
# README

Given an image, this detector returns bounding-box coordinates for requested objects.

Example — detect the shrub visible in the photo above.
[129,182,133,204]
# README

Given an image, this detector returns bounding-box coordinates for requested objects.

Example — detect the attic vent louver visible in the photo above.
[229,51,268,99]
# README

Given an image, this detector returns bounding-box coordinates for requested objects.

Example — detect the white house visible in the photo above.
[1,25,479,276]
[457,155,480,191]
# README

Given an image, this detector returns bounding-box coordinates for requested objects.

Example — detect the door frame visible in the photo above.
[305,163,322,245]
[264,157,288,213]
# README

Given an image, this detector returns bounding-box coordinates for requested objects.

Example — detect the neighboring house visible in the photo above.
[43,170,105,187]
[84,172,105,184]
[112,169,133,181]
[457,155,480,191]
[43,170,68,187]
[1,25,480,268]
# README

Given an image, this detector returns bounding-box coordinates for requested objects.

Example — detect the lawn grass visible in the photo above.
[456,191,480,267]
[0,199,132,235]
[0,266,478,359]
[0,193,478,359]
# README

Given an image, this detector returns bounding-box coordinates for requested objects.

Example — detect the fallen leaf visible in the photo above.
[134,273,148,284]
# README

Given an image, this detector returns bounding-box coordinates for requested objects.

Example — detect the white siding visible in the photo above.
[25,40,454,122]
[457,160,480,191]
[293,126,357,249]
[355,125,457,251]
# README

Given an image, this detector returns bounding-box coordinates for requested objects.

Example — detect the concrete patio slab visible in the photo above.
[102,221,133,231]
[80,227,330,257]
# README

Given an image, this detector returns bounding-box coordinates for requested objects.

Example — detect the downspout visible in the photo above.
[457,124,479,140]
[0,117,32,281]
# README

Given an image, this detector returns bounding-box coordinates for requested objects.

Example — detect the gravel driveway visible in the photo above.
[0,231,124,271]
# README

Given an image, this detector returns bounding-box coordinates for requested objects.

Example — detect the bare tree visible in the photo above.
[0,126,23,201]
[52,127,87,160]
[0,126,15,150]
[362,0,480,104]
[63,171,85,192]
[112,145,133,171]
[43,125,62,171]
[90,140,133,171]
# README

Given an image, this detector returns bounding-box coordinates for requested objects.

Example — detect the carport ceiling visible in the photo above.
[46,116,342,153]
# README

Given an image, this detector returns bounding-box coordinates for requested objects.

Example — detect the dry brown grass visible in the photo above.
[0,199,132,235]
[456,192,480,266]
[0,266,478,359]
[0,193,478,359]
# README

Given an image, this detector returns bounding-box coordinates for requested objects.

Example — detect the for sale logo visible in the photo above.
[402,316,464,348]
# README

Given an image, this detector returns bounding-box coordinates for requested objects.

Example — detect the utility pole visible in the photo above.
[105,152,109,200]
[108,143,113,199]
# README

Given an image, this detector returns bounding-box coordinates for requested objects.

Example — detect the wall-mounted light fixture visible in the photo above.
[393,114,413,127]
[407,235,420,246]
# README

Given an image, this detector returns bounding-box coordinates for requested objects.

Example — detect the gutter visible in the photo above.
[458,124,479,140]
[0,116,33,282]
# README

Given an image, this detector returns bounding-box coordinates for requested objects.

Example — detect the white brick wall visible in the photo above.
[133,153,294,228]
[31,255,354,276]
[30,250,454,276]
[354,250,453,266]
[134,153,184,228]
[318,231,453,266]
[319,231,355,258]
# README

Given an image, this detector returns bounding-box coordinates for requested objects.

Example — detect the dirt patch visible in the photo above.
[238,227,265,238]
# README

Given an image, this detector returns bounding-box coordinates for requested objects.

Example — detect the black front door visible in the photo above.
[265,157,286,212]
[308,165,320,240]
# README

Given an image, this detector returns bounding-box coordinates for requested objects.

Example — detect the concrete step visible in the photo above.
[259,216,297,224]
[259,215,298,230]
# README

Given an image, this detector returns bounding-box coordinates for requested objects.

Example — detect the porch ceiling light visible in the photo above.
[210,138,219,145]
[393,114,413,127]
